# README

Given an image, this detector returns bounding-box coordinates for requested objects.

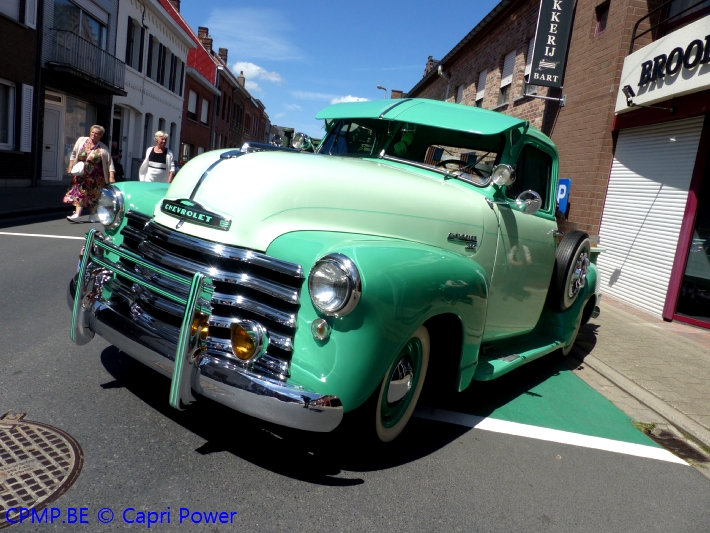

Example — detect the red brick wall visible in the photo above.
[552,0,650,237]
[415,0,548,130]
[181,74,213,158]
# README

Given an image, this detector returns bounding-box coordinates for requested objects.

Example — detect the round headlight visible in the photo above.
[97,186,124,229]
[308,254,361,316]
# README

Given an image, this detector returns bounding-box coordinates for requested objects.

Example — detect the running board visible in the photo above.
[473,334,563,381]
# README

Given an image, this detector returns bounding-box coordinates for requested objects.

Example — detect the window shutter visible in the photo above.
[500,51,516,88]
[24,0,37,29]
[138,26,145,72]
[146,35,153,78]
[476,70,487,101]
[20,84,33,152]
[525,39,535,77]
[178,61,184,96]
[125,17,133,65]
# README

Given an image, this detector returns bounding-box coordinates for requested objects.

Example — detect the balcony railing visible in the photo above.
[48,29,126,95]
[630,0,710,53]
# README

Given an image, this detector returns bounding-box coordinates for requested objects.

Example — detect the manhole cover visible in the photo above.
[0,412,83,528]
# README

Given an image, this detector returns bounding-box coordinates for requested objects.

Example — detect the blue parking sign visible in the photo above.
[557,178,571,215]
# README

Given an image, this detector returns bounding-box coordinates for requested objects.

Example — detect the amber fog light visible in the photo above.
[190,314,209,352]
[229,320,268,361]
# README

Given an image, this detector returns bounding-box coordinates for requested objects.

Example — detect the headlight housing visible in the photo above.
[97,186,124,229]
[308,253,361,316]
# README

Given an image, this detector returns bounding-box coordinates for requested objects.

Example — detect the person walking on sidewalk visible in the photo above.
[64,125,115,223]
[139,131,175,183]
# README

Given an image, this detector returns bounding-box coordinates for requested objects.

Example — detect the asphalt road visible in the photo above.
[1,214,709,533]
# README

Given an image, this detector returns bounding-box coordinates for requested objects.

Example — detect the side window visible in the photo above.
[507,145,552,209]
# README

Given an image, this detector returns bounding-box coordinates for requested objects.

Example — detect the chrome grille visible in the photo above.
[118,213,303,380]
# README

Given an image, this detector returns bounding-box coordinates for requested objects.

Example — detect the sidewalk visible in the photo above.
[0,183,72,219]
[574,297,710,452]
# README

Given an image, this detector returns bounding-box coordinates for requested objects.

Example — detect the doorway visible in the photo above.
[42,94,64,181]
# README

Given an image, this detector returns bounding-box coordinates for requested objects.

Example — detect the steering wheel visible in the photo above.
[435,159,485,177]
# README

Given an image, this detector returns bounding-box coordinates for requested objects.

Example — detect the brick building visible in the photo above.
[0,0,39,187]
[407,0,710,327]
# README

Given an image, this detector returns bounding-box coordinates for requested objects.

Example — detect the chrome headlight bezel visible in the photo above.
[308,253,361,317]
[97,185,125,230]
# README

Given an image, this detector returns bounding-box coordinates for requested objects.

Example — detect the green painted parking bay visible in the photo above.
[416,354,668,452]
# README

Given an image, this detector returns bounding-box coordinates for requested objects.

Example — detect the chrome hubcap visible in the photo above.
[569,251,590,298]
[386,356,413,405]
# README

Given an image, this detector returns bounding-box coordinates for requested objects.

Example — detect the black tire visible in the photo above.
[549,230,591,312]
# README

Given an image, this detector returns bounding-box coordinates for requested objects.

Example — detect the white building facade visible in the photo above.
[113,0,193,180]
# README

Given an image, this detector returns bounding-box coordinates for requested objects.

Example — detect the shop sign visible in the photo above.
[615,15,710,113]
[528,0,575,88]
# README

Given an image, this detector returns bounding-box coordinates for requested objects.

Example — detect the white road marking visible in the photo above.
[0,232,85,240]
[414,407,687,465]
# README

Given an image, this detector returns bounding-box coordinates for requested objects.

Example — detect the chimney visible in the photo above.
[424,56,439,76]
[168,0,180,11]
[197,27,212,52]
[390,90,404,99]
[218,48,228,64]
[237,71,245,87]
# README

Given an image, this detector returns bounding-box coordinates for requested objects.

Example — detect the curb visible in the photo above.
[573,347,710,451]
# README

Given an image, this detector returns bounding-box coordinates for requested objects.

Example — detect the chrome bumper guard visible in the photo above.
[70,229,342,433]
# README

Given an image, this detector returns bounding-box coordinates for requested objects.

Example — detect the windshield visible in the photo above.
[319,119,503,181]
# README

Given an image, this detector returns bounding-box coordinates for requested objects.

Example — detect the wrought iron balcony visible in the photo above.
[47,29,127,96]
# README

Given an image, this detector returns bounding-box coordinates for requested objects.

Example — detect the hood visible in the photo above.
[153,150,488,253]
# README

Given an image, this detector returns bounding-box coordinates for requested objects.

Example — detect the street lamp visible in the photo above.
[376,85,387,99]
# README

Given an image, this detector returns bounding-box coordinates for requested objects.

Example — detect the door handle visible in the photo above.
[549,229,564,237]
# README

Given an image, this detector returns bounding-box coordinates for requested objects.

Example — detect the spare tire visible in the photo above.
[549,230,591,312]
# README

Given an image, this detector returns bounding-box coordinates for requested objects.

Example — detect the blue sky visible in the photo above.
[180,0,502,138]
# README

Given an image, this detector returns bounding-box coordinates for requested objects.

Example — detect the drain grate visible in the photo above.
[0,412,83,528]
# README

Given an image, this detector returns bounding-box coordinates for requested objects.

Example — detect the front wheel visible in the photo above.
[375,326,430,443]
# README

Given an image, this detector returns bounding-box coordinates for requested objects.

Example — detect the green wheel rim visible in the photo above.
[380,337,423,429]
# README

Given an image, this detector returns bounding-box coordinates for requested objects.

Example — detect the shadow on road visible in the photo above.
[99,339,588,485]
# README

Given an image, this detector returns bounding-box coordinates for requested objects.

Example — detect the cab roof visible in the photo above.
[315,98,548,140]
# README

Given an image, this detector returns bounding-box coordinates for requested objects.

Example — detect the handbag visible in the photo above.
[70,161,85,177]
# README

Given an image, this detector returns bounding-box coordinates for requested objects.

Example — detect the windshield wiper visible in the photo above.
[379,153,490,187]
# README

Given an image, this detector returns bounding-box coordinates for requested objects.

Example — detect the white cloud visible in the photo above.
[204,8,304,61]
[330,95,370,104]
[233,61,283,84]
[291,91,336,101]
[245,80,262,93]
[274,113,285,119]
[284,104,302,111]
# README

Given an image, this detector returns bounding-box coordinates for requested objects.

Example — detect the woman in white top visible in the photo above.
[139,131,176,183]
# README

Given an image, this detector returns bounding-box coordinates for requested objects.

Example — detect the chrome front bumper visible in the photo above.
[68,229,342,433]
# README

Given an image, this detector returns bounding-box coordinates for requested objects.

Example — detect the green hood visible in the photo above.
[153,150,489,253]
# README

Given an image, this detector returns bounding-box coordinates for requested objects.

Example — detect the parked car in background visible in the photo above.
[69,99,601,443]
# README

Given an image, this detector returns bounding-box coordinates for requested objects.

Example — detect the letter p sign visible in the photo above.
[557,178,571,219]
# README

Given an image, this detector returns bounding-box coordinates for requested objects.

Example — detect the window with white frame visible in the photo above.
[475,70,487,107]
[498,50,515,106]
[200,99,209,125]
[187,90,197,120]
[523,39,538,95]
[0,81,16,150]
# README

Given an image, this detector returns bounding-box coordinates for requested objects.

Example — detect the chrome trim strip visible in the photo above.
[125,210,152,227]
[145,222,304,279]
[84,301,341,432]
[378,98,413,118]
[120,225,148,243]
[189,158,228,200]
[138,239,300,304]
[212,291,297,328]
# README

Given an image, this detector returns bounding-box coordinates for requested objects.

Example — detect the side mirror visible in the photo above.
[515,190,542,215]
[292,132,313,151]
[491,164,516,186]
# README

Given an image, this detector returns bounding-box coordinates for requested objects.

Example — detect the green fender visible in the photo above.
[266,231,489,412]
[105,182,170,244]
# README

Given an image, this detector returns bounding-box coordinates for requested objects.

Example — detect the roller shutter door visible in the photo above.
[596,116,704,317]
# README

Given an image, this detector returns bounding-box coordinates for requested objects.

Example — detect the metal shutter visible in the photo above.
[500,51,516,87]
[476,70,487,101]
[596,116,704,317]
[0,0,20,21]
[20,84,33,153]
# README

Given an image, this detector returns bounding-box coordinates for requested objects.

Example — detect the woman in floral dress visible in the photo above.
[65,125,115,223]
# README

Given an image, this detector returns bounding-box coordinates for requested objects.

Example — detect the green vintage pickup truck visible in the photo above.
[69,99,600,442]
